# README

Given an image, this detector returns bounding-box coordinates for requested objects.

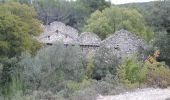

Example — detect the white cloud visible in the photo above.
[111,0,156,4]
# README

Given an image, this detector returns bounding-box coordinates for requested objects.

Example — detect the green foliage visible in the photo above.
[123,0,170,68]
[121,0,170,64]
[0,2,42,36]
[0,57,23,95]
[77,0,111,12]
[86,56,95,79]
[74,0,109,29]
[120,1,170,33]
[4,76,23,99]
[117,55,146,88]
[147,1,170,33]
[145,62,170,88]
[35,0,72,25]
[72,1,91,30]
[155,31,170,66]
[0,14,32,59]
[65,81,80,92]
[33,0,110,30]
[83,6,154,40]
[0,2,42,60]
[1,0,170,99]
[92,46,119,80]
[19,43,85,91]
[69,87,97,100]
[152,1,170,67]
[0,57,24,99]
[34,0,89,30]
[64,80,80,98]
[93,80,114,95]
[117,55,170,88]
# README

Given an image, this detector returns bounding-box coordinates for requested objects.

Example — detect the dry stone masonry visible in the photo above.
[101,29,148,58]
[78,32,101,55]
[37,21,148,59]
[37,21,78,45]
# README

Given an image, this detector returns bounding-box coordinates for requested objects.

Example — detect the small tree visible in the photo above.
[117,55,146,87]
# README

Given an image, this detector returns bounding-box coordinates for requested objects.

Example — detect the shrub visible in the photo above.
[117,55,146,88]
[70,87,97,100]
[18,43,86,91]
[117,55,170,88]
[93,80,114,95]
[1,74,25,100]
[0,57,24,96]
[9,91,58,100]
[145,62,170,88]
[93,46,119,80]
[64,80,80,95]
[86,55,95,79]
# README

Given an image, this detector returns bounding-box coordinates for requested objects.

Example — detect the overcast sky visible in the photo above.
[111,0,156,4]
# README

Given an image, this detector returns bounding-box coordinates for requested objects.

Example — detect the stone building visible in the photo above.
[100,29,148,59]
[78,32,101,54]
[36,21,79,45]
[36,21,148,59]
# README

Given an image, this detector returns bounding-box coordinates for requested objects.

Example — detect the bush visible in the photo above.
[92,46,119,80]
[117,55,146,88]
[19,43,86,91]
[86,55,95,79]
[117,55,170,88]
[0,57,24,96]
[28,91,56,100]
[1,74,26,100]
[92,80,114,95]
[70,87,97,100]
[8,91,58,100]
[145,62,170,88]
[63,80,80,97]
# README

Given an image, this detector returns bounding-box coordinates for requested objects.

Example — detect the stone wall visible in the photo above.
[37,21,149,59]
[78,32,101,45]
[37,21,79,44]
[100,29,148,59]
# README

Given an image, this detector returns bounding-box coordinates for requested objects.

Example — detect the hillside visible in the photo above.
[0,0,170,100]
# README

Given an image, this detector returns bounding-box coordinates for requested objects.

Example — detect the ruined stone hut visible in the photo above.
[78,32,101,51]
[36,21,79,45]
[37,21,148,58]
[101,29,148,59]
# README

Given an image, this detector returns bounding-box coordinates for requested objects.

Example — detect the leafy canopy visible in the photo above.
[0,2,42,36]
[0,2,42,61]
[0,14,31,59]
[83,6,154,41]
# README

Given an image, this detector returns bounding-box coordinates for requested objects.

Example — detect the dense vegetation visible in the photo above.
[0,0,170,100]
[33,0,111,30]
[121,0,170,66]
[0,2,42,62]
[83,6,153,40]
